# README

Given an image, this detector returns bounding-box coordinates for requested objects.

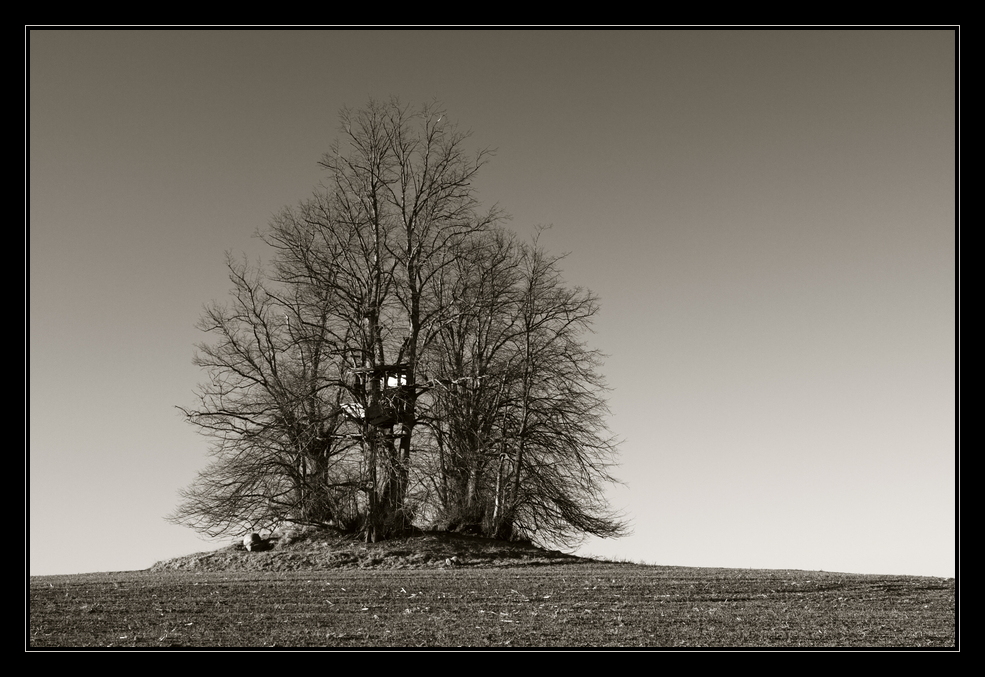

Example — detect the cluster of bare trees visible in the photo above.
[170,100,626,548]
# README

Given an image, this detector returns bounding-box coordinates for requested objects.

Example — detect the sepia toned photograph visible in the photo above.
[28,28,956,649]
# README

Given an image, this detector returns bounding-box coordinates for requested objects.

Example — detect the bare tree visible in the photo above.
[172,100,625,548]
[272,99,499,539]
[169,255,359,537]
[420,231,627,546]
[416,229,521,530]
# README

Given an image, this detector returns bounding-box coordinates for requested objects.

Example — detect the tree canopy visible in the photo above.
[171,99,627,548]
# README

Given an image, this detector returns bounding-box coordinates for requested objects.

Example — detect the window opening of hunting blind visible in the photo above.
[345,364,410,428]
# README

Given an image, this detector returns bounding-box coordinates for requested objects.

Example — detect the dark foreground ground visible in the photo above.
[30,531,956,648]
[30,562,955,648]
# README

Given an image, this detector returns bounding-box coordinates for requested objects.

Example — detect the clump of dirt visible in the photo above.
[150,528,587,573]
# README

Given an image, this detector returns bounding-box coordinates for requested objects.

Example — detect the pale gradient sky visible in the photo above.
[29,29,956,578]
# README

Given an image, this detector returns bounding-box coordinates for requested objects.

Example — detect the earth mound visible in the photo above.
[150,528,587,573]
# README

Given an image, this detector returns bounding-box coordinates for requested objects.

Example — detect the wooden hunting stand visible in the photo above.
[348,363,412,430]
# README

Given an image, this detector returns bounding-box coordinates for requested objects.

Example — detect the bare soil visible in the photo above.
[32,529,955,648]
[31,563,955,648]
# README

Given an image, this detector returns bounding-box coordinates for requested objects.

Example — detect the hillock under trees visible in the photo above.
[170,99,626,548]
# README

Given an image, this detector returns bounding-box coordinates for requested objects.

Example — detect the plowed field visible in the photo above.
[30,563,955,648]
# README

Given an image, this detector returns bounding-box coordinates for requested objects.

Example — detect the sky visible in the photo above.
[28,29,956,578]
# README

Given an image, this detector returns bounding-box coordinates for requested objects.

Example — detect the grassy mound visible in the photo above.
[150,528,586,573]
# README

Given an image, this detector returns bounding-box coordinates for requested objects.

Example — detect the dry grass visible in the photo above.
[148,529,581,573]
